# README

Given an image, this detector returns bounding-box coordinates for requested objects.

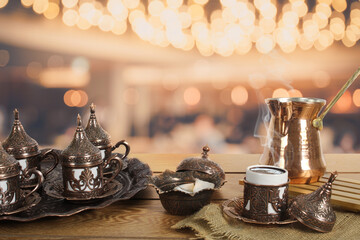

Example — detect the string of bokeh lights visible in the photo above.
[0,0,359,56]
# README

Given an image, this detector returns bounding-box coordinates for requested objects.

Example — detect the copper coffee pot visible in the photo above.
[260,67,360,183]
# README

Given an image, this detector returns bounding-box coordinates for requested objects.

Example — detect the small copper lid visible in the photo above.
[288,172,337,233]
[2,109,40,159]
[62,115,102,167]
[84,103,111,149]
[0,143,20,178]
[176,146,225,181]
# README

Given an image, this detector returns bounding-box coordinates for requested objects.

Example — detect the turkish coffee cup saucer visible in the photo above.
[44,179,123,202]
[222,197,297,225]
[0,190,41,215]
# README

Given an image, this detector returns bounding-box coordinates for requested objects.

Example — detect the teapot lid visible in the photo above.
[176,145,225,181]
[2,109,40,158]
[84,103,111,148]
[0,144,20,178]
[62,115,102,167]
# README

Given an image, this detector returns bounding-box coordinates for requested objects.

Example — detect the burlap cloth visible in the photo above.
[172,203,360,240]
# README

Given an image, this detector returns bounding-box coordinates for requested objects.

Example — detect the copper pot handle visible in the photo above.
[110,140,130,160]
[103,155,123,188]
[39,149,59,178]
[22,168,44,199]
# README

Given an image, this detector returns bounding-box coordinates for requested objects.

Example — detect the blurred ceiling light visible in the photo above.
[64,89,88,107]
[352,89,360,107]
[64,90,75,107]
[312,70,331,88]
[194,0,208,5]
[62,0,78,9]
[231,86,248,106]
[26,61,42,79]
[63,9,79,26]
[33,0,49,14]
[332,0,347,13]
[148,1,165,16]
[112,20,127,35]
[188,4,204,21]
[23,0,360,55]
[291,1,308,17]
[44,2,60,20]
[123,88,139,105]
[39,67,90,88]
[77,17,92,30]
[272,88,290,98]
[0,0,8,8]
[0,49,10,67]
[21,0,34,8]
[256,34,274,54]
[184,87,201,106]
[123,0,140,9]
[288,89,303,98]
[167,0,183,9]
[99,14,115,32]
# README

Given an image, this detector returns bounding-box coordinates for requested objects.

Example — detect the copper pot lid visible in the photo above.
[0,144,20,178]
[2,109,40,159]
[288,172,338,233]
[61,115,102,167]
[84,103,111,148]
[176,145,225,181]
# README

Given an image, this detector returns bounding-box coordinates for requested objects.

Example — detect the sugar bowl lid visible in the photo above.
[0,143,20,178]
[288,172,338,233]
[84,103,111,148]
[2,109,40,158]
[176,146,225,181]
[62,115,102,167]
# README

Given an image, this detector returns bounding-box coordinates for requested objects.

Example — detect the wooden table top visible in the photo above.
[0,153,359,240]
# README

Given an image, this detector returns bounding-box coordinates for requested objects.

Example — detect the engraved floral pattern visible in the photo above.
[68,168,101,192]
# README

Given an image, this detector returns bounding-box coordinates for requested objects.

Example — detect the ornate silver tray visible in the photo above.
[0,157,151,221]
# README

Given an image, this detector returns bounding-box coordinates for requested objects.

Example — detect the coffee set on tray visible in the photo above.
[0,104,151,221]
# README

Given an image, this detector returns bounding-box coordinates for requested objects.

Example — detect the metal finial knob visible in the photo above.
[90,103,95,114]
[14,109,19,121]
[77,114,82,127]
[328,171,338,183]
[202,145,210,158]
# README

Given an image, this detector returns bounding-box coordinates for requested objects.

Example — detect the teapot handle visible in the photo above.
[22,168,44,199]
[103,154,123,189]
[39,149,60,178]
[110,140,130,159]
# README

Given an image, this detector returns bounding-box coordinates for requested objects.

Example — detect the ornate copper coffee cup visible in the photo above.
[2,109,59,188]
[0,144,43,214]
[84,103,130,163]
[61,115,123,200]
[242,165,289,222]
